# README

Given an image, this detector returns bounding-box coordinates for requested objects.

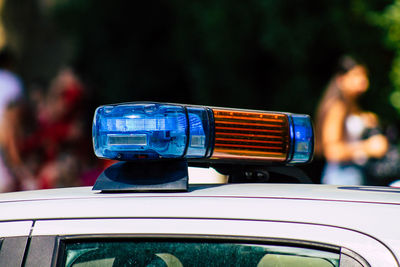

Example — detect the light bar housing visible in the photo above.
[93,103,313,164]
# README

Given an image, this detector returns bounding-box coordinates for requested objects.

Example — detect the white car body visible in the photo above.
[0,183,399,266]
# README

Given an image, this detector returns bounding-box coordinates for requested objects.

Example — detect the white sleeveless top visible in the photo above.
[345,114,367,142]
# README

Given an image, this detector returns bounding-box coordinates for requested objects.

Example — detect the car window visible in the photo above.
[60,240,339,267]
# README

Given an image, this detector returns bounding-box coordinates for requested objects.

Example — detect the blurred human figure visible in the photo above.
[1,100,41,190]
[34,68,85,188]
[316,56,388,185]
[0,65,103,191]
[0,49,22,119]
[35,67,103,189]
[0,48,24,191]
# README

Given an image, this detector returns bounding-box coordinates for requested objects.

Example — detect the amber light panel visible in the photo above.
[211,108,290,161]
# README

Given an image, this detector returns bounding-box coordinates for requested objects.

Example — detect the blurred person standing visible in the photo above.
[315,56,388,185]
[0,67,91,191]
[1,100,40,191]
[0,48,22,118]
[0,48,23,191]
[35,67,94,189]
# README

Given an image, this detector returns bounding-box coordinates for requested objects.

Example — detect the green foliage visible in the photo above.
[2,0,396,121]
[371,1,400,113]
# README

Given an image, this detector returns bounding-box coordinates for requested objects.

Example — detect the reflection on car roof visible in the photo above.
[0,183,400,204]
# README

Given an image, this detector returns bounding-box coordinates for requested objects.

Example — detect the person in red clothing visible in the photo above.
[2,67,104,191]
[35,68,86,188]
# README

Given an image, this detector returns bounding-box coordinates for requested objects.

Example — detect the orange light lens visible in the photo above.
[212,108,290,161]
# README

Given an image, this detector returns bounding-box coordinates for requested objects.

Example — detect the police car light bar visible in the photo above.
[92,102,314,164]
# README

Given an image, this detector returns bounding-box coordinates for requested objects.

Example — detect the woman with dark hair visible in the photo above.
[316,56,388,185]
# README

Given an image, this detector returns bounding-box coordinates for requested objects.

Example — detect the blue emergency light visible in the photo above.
[92,102,314,192]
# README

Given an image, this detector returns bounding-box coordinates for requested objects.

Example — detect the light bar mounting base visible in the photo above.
[92,160,188,192]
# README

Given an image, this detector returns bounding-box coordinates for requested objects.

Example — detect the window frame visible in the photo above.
[51,234,365,267]
[0,236,31,266]
[0,220,33,266]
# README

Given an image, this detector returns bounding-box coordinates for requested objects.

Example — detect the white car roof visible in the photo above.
[0,184,399,227]
[0,183,399,204]
[1,183,400,264]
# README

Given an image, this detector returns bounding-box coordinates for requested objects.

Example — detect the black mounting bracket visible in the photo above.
[92,160,188,192]
[218,164,312,184]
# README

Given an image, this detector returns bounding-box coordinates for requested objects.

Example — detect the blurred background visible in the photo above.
[1,0,400,189]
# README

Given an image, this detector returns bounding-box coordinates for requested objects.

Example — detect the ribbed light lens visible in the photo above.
[211,108,290,162]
